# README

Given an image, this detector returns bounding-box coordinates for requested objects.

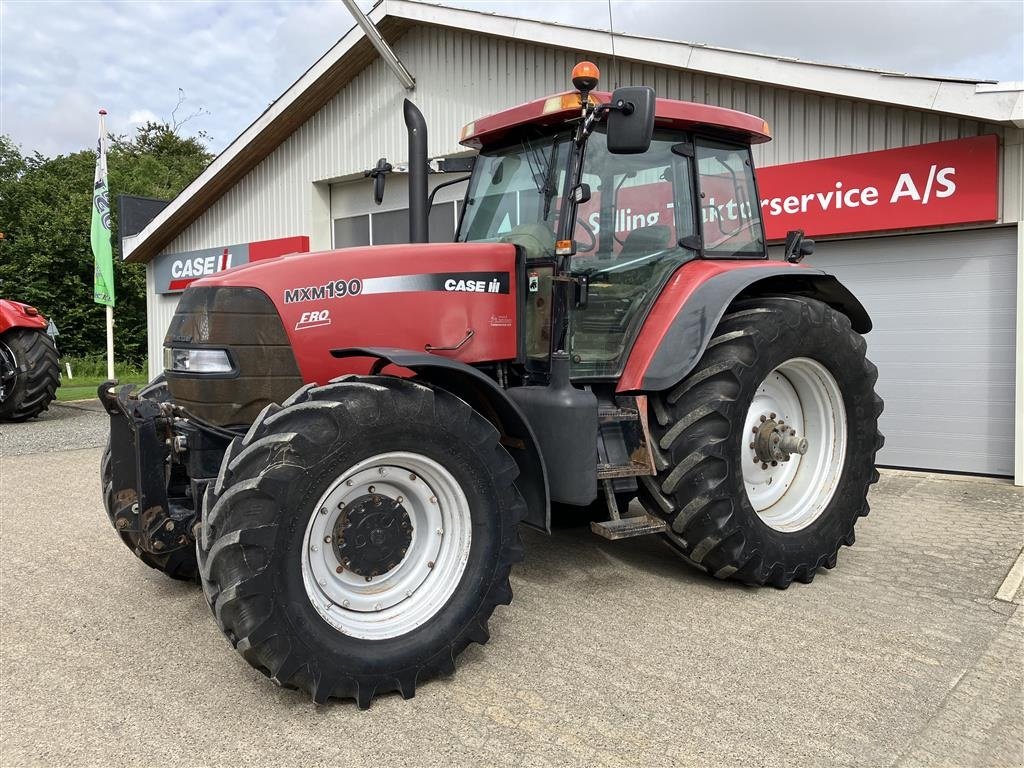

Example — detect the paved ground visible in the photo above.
[1,404,1022,767]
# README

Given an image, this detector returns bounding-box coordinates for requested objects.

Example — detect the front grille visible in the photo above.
[164,287,302,426]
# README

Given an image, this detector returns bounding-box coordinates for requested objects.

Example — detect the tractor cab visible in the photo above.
[456,66,772,379]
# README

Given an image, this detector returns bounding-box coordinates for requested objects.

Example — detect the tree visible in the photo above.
[0,125,212,363]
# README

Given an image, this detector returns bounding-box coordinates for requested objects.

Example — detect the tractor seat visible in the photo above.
[618,224,671,261]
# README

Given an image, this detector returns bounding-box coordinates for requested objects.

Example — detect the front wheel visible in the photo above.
[638,297,884,588]
[198,376,525,707]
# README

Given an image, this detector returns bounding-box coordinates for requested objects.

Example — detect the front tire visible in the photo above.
[0,328,59,422]
[198,376,525,707]
[638,297,884,588]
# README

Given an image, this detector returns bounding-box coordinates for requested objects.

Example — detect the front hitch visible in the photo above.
[98,381,194,555]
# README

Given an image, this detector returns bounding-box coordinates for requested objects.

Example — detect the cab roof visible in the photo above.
[459,90,773,150]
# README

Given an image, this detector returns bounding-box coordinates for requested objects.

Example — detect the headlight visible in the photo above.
[164,347,233,374]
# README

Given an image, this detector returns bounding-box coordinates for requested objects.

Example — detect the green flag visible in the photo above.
[92,109,114,306]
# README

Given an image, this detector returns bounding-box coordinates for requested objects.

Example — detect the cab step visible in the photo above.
[590,514,668,540]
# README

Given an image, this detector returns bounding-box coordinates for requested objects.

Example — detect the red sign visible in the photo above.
[757,135,999,239]
[156,235,310,294]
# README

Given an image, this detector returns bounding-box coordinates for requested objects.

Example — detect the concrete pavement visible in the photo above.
[0,412,1021,767]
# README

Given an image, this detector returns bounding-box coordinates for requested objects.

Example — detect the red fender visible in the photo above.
[617,259,870,393]
[0,299,48,334]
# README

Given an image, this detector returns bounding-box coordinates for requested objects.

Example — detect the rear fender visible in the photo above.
[0,299,48,334]
[331,347,550,533]
[617,261,871,393]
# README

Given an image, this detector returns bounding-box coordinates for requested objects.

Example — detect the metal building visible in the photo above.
[122,0,1024,483]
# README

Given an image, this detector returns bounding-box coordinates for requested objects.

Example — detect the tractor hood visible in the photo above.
[175,241,522,397]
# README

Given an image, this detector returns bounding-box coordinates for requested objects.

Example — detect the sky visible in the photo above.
[2,0,1021,158]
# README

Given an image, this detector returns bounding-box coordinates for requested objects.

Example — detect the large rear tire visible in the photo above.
[0,328,59,422]
[637,297,884,588]
[100,377,199,581]
[197,376,526,707]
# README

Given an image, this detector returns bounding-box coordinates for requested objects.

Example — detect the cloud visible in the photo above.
[128,110,159,125]
[1,0,1020,159]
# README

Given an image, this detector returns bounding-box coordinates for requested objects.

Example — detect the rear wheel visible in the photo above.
[638,297,884,588]
[198,376,525,707]
[0,328,59,422]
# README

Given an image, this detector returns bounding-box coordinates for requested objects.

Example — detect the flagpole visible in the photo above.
[106,304,114,380]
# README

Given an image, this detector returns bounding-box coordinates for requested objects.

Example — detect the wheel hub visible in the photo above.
[753,417,809,466]
[333,493,413,578]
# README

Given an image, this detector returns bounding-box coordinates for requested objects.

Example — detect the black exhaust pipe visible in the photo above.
[403,99,428,244]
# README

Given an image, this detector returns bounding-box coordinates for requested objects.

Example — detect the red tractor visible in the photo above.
[0,299,60,421]
[100,63,882,707]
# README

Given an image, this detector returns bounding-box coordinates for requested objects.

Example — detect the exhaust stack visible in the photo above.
[403,99,429,244]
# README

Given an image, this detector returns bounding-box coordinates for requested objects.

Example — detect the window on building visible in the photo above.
[334,202,456,248]
[333,215,370,248]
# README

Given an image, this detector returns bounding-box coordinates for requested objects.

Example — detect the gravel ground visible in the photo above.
[1,405,1022,767]
[0,400,107,456]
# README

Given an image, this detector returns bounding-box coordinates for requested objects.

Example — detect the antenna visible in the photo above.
[607,0,619,88]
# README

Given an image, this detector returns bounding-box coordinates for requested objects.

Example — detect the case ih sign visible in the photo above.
[154,236,310,294]
[757,134,999,239]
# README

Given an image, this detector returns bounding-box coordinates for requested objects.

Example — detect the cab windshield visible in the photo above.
[458,133,571,259]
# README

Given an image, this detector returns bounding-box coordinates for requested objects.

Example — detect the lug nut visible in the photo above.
[337,501,345,509]
[760,415,766,422]
[761,463,768,470]
[320,507,328,515]
[368,485,375,493]
[323,535,332,544]
[409,473,417,481]
[365,575,372,582]
[164,521,174,531]
[771,461,778,467]
[346,479,354,486]
[429,496,437,504]
[342,600,350,607]
[427,561,435,569]
[396,495,404,504]
[336,565,344,573]
[749,442,755,449]
[378,468,387,476]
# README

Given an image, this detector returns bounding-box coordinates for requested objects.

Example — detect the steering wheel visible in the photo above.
[575,216,597,253]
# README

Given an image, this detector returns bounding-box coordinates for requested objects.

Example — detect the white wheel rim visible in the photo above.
[301,451,472,640]
[741,358,847,532]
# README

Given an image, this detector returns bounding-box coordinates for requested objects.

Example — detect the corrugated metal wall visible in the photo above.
[163,24,1021,258]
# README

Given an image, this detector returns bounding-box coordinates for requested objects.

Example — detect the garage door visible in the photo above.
[805,227,1017,476]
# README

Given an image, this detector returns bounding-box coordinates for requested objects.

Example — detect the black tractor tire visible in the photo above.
[100,376,199,581]
[197,376,526,708]
[0,327,60,422]
[637,297,884,588]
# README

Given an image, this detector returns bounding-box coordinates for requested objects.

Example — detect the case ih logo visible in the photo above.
[154,236,310,294]
[168,248,233,291]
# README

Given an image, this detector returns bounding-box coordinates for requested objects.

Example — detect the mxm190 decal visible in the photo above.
[283,271,510,304]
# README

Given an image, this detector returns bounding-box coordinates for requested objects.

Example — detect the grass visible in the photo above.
[56,356,148,401]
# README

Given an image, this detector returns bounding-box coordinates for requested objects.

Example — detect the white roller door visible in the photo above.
[805,227,1017,476]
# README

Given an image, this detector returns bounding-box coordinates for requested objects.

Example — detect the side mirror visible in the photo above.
[364,157,393,206]
[606,86,656,154]
[783,229,815,263]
